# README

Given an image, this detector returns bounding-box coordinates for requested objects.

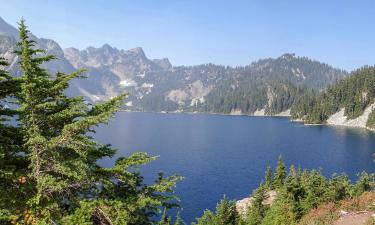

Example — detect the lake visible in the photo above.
[95,112,375,223]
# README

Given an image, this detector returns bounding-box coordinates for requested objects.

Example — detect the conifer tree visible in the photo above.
[174,212,184,225]
[193,210,216,225]
[159,208,172,225]
[264,166,273,189]
[274,155,286,189]
[215,196,238,225]
[193,196,239,225]
[11,19,180,224]
[245,185,267,225]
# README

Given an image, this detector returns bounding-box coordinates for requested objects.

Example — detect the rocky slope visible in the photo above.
[291,66,375,130]
[326,103,375,129]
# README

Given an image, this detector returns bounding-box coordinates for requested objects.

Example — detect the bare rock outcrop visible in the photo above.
[236,190,277,215]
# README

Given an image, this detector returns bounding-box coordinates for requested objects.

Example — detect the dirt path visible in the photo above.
[334,211,374,225]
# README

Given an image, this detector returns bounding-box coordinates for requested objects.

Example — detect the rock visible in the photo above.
[236,190,277,215]
[340,210,348,216]
[236,197,254,215]
[326,102,375,129]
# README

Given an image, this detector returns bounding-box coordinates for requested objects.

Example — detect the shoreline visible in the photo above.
[120,109,375,132]
[120,109,292,118]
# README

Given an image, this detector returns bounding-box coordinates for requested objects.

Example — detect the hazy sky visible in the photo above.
[1,0,375,70]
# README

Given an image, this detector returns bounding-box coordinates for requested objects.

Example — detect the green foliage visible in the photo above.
[0,56,29,222]
[0,19,181,225]
[353,172,374,196]
[367,110,375,128]
[273,155,286,189]
[193,196,240,225]
[260,190,296,225]
[174,212,184,225]
[292,66,375,125]
[264,166,273,190]
[203,80,306,115]
[201,158,375,225]
[245,185,268,225]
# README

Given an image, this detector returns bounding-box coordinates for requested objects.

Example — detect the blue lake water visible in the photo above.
[95,112,375,223]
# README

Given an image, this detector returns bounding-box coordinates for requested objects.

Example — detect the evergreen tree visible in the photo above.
[174,212,184,225]
[9,19,181,224]
[245,185,267,225]
[274,155,286,189]
[193,196,239,225]
[261,190,296,225]
[264,166,273,189]
[193,210,216,225]
[215,196,238,225]
[159,208,172,225]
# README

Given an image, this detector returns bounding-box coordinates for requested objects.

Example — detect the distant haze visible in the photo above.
[2,0,375,70]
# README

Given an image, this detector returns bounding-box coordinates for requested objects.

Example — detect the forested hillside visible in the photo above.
[132,54,347,115]
[291,66,375,129]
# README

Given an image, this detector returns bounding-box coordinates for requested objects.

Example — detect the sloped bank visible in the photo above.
[326,103,375,131]
[293,102,375,132]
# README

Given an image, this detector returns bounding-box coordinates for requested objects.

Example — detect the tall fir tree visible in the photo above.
[264,166,273,189]
[274,155,286,189]
[215,196,238,225]
[193,196,240,225]
[245,185,268,225]
[9,19,180,225]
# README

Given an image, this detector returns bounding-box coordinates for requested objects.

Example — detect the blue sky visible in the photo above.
[1,0,375,70]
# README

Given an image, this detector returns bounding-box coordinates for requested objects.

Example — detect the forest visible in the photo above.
[291,66,375,127]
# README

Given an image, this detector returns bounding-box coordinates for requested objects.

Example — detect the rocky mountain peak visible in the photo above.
[0,16,19,39]
[128,47,146,58]
[153,58,172,70]
[280,53,296,60]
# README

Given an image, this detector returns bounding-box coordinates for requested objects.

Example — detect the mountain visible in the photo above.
[0,16,348,115]
[291,66,375,129]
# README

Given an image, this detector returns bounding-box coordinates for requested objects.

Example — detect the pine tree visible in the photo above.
[193,196,239,225]
[274,155,286,189]
[264,166,273,189]
[245,185,267,225]
[12,19,181,224]
[193,210,216,225]
[215,196,239,225]
[159,208,172,225]
[261,190,296,225]
[16,18,102,222]
[174,212,184,225]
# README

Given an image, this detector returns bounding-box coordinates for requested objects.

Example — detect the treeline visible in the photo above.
[133,53,346,115]
[201,80,306,115]
[291,66,375,126]
[0,20,181,224]
[191,156,375,225]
